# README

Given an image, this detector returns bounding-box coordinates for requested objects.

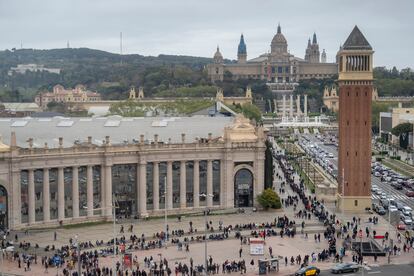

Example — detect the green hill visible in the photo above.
[0,48,214,100]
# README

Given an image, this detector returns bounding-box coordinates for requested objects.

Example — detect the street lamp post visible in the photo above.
[387,198,392,264]
[199,193,213,276]
[162,176,168,248]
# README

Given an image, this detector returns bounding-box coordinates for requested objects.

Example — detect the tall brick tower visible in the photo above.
[337,26,374,211]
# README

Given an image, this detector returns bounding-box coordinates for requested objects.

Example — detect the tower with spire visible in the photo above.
[337,25,374,212]
[211,46,224,81]
[321,49,327,63]
[237,34,247,63]
[305,33,320,63]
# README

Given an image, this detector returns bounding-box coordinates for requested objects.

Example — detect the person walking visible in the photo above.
[54,231,57,241]
[239,247,243,258]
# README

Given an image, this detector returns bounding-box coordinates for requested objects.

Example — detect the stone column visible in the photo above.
[138,161,147,216]
[11,170,21,228]
[86,165,94,217]
[28,169,35,224]
[273,99,277,114]
[153,162,159,211]
[104,165,112,217]
[220,160,225,207]
[43,168,50,222]
[193,160,200,208]
[99,165,106,216]
[304,94,308,117]
[72,166,79,219]
[180,161,186,209]
[58,167,65,221]
[290,95,294,118]
[166,161,173,210]
[225,158,234,208]
[282,95,286,117]
[296,95,301,115]
[207,160,213,207]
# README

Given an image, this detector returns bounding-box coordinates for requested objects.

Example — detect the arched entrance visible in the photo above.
[234,169,253,207]
[0,185,7,230]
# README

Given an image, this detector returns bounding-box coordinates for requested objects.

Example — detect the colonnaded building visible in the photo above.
[207,24,338,90]
[0,115,266,229]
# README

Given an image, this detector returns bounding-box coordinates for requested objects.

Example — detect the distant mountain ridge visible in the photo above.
[0,47,214,69]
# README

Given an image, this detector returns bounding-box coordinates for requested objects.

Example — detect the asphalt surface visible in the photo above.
[322,263,414,276]
[302,134,414,211]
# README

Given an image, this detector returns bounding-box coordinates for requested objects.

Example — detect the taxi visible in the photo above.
[295,265,320,276]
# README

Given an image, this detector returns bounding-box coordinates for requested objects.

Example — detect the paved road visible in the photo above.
[302,134,414,211]
[322,263,414,276]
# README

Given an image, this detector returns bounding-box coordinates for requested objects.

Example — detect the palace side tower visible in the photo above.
[337,26,374,211]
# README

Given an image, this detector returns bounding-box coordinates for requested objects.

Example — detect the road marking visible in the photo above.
[367,271,381,274]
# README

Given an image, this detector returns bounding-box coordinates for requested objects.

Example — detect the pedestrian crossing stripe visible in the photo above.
[371,194,408,200]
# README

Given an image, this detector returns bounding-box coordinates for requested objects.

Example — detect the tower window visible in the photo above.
[347,151,349,156]
[347,121,349,126]
[347,92,350,97]
[356,92,358,97]
[354,200,358,206]
[355,151,358,156]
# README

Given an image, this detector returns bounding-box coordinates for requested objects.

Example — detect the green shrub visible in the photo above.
[256,188,282,209]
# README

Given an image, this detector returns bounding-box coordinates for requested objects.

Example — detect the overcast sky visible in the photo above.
[0,0,412,68]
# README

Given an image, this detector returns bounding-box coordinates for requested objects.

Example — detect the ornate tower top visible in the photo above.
[312,33,317,44]
[237,34,247,63]
[321,49,327,63]
[338,25,374,81]
[213,46,224,64]
[271,23,287,54]
[238,34,247,55]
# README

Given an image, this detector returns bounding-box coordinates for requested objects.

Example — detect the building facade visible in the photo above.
[380,107,414,147]
[35,84,102,109]
[337,26,374,211]
[8,64,61,75]
[207,24,338,84]
[0,116,266,230]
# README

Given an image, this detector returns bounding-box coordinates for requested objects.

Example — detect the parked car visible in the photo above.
[331,263,360,274]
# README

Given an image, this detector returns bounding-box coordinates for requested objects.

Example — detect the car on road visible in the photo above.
[402,206,413,217]
[376,206,386,215]
[397,221,406,230]
[406,191,414,197]
[331,263,360,274]
[389,205,399,213]
[295,266,320,276]
[400,215,413,225]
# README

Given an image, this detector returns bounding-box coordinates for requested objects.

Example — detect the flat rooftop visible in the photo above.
[0,116,233,148]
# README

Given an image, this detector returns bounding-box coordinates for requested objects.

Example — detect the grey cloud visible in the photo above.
[0,0,412,68]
